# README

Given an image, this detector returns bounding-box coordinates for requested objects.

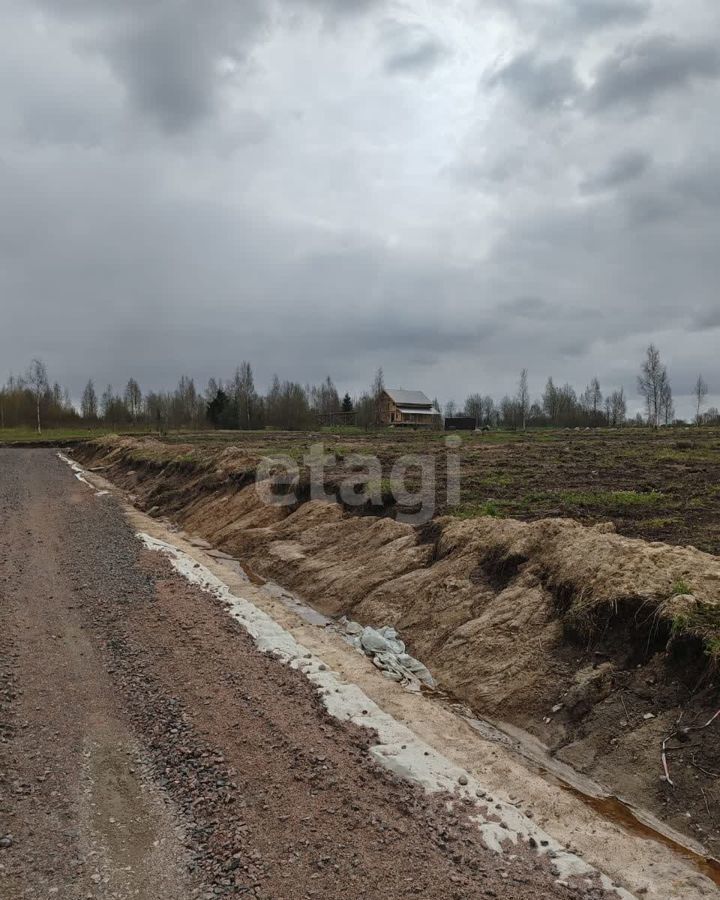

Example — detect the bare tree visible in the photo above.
[659,373,674,426]
[101,385,114,420]
[610,387,626,426]
[231,362,256,429]
[81,379,98,420]
[542,377,558,424]
[371,367,385,425]
[444,399,457,418]
[694,374,708,425]
[463,393,483,426]
[517,368,529,430]
[482,395,496,426]
[583,377,602,423]
[124,378,142,422]
[637,344,667,428]
[26,358,48,434]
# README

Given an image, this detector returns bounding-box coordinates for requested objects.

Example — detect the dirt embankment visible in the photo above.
[8,449,622,900]
[74,437,720,853]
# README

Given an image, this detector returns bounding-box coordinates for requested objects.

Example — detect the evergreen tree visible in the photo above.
[207,388,230,428]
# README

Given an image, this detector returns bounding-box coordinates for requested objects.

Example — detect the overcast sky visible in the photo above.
[1,0,718,417]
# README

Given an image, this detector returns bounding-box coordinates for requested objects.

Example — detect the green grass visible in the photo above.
[452,499,506,519]
[669,604,720,661]
[706,636,720,662]
[644,517,681,529]
[0,426,121,444]
[478,472,514,488]
[671,579,693,596]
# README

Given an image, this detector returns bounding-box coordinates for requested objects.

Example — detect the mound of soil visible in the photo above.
[73,437,720,854]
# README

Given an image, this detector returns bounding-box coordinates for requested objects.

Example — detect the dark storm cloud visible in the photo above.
[484,51,581,109]
[587,35,720,111]
[580,150,651,193]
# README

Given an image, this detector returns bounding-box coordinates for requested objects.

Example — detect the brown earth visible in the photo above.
[71,435,720,858]
[0,448,614,899]
[139,425,720,553]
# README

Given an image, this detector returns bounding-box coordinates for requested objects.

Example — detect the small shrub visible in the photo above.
[671,579,692,596]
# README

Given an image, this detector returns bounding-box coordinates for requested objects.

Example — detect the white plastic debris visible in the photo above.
[342,622,435,688]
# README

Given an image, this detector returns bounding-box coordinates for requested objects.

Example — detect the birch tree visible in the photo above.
[637,344,666,428]
[26,358,48,434]
[517,369,529,430]
[659,373,674,425]
[694,374,708,425]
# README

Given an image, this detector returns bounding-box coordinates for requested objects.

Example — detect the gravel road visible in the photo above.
[0,449,613,899]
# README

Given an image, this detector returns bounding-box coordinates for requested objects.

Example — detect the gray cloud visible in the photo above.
[480,0,651,35]
[381,21,448,76]
[33,0,380,133]
[588,35,720,111]
[499,296,555,318]
[1,0,719,418]
[484,51,581,109]
[580,150,651,193]
[32,0,268,132]
[570,0,651,31]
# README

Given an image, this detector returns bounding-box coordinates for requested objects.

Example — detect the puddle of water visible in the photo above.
[208,549,334,628]
[465,716,720,889]
[565,788,720,888]
[261,581,334,627]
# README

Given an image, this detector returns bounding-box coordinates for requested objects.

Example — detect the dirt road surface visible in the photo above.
[0,449,618,899]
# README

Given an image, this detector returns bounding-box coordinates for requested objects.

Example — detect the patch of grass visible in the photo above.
[452,500,505,519]
[670,612,691,638]
[0,426,122,444]
[656,448,718,463]
[671,579,693,596]
[477,471,514,488]
[644,517,680,529]
[706,636,720,662]
[559,489,665,510]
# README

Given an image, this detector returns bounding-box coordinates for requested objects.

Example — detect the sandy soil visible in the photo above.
[0,449,614,899]
[69,436,720,858]
[77,425,720,553]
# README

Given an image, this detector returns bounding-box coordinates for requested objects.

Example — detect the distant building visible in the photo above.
[444,416,476,431]
[378,389,439,428]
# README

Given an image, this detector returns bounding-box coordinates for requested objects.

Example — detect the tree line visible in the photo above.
[450,346,714,430]
[0,346,716,433]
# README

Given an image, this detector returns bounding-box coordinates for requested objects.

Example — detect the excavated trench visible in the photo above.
[72,437,720,875]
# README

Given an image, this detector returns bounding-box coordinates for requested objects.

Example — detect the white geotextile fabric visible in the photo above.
[339,621,435,688]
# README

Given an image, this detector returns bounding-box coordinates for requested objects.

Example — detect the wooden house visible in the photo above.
[378,389,439,428]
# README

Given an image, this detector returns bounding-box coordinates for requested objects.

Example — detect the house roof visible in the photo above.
[384,388,432,407]
[397,407,438,416]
